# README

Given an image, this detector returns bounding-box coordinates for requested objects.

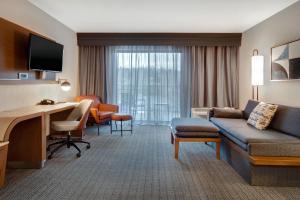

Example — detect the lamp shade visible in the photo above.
[251,55,264,86]
[60,80,71,91]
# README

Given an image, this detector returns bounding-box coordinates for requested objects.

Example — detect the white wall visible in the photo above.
[0,0,78,111]
[240,1,300,108]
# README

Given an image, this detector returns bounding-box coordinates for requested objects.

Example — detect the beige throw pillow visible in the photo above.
[247,102,278,130]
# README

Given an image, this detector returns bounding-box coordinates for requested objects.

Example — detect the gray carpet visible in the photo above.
[0,125,299,200]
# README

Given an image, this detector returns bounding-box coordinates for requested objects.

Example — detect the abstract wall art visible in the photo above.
[271,39,300,80]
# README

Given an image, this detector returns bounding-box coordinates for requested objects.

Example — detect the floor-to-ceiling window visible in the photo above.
[106,46,189,124]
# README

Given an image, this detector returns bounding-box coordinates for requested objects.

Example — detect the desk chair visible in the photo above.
[47,99,93,159]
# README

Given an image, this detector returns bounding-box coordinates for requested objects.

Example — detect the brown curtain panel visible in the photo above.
[79,46,106,101]
[191,46,239,108]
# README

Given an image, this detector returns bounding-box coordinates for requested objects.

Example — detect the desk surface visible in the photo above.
[0,102,78,118]
[0,102,78,141]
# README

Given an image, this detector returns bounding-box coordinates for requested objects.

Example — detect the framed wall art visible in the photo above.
[271,39,300,80]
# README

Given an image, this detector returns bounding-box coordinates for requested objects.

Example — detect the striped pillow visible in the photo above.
[247,102,278,130]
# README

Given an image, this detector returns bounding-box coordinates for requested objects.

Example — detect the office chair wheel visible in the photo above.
[76,152,81,158]
[86,144,91,149]
[48,155,53,159]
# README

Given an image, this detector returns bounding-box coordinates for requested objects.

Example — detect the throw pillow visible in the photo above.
[247,102,278,130]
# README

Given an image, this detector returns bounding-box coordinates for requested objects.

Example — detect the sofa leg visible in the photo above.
[175,139,179,159]
[216,141,220,160]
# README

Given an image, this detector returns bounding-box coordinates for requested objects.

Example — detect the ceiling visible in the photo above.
[28,0,298,33]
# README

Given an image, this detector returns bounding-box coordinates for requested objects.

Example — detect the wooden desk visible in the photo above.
[0,102,77,187]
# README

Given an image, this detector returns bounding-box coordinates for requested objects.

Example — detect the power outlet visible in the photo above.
[18,73,29,80]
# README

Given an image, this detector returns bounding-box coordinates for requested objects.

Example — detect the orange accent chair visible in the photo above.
[75,95,119,135]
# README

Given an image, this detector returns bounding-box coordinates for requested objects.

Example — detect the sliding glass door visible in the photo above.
[106,46,190,124]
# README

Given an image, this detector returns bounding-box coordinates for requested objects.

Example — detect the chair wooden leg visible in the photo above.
[97,124,100,136]
[171,133,174,144]
[216,141,220,160]
[175,139,179,159]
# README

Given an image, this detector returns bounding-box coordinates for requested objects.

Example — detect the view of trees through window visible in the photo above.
[115,52,182,124]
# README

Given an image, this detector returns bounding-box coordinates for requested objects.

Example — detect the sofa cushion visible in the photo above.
[210,118,298,149]
[248,142,300,157]
[218,128,249,150]
[269,104,300,138]
[247,102,278,130]
[171,118,219,132]
[243,100,259,119]
[213,108,243,119]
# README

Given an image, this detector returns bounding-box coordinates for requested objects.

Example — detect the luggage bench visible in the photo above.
[170,118,221,160]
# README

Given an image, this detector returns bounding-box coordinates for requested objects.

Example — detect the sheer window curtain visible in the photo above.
[106,46,191,124]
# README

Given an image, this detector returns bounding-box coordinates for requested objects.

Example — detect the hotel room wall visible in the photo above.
[0,0,78,111]
[239,1,300,108]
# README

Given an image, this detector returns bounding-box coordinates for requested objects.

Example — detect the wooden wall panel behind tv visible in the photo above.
[0,17,55,81]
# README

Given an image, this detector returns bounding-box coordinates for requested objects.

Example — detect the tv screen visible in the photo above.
[28,34,64,72]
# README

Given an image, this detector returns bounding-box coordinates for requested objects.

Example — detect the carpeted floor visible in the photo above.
[0,125,299,200]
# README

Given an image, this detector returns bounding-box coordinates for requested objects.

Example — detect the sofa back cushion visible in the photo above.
[243,99,300,138]
[269,104,300,138]
[243,100,259,119]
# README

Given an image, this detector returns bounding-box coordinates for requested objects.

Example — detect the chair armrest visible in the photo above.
[90,108,100,123]
[99,103,119,112]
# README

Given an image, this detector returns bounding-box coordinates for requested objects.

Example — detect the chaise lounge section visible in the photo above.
[170,118,221,160]
[210,100,300,186]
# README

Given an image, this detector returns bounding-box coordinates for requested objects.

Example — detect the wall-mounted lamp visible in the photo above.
[251,49,264,101]
[58,79,71,92]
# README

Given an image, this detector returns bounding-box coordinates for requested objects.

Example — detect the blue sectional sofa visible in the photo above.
[209,100,300,186]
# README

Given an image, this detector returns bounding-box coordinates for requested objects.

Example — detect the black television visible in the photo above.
[28,34,64,72]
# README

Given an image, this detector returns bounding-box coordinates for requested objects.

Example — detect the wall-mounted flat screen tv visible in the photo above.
[28,34,64,72]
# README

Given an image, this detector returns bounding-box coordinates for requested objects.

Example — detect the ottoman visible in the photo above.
[111,113,133,136]
[171,118,220,160]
